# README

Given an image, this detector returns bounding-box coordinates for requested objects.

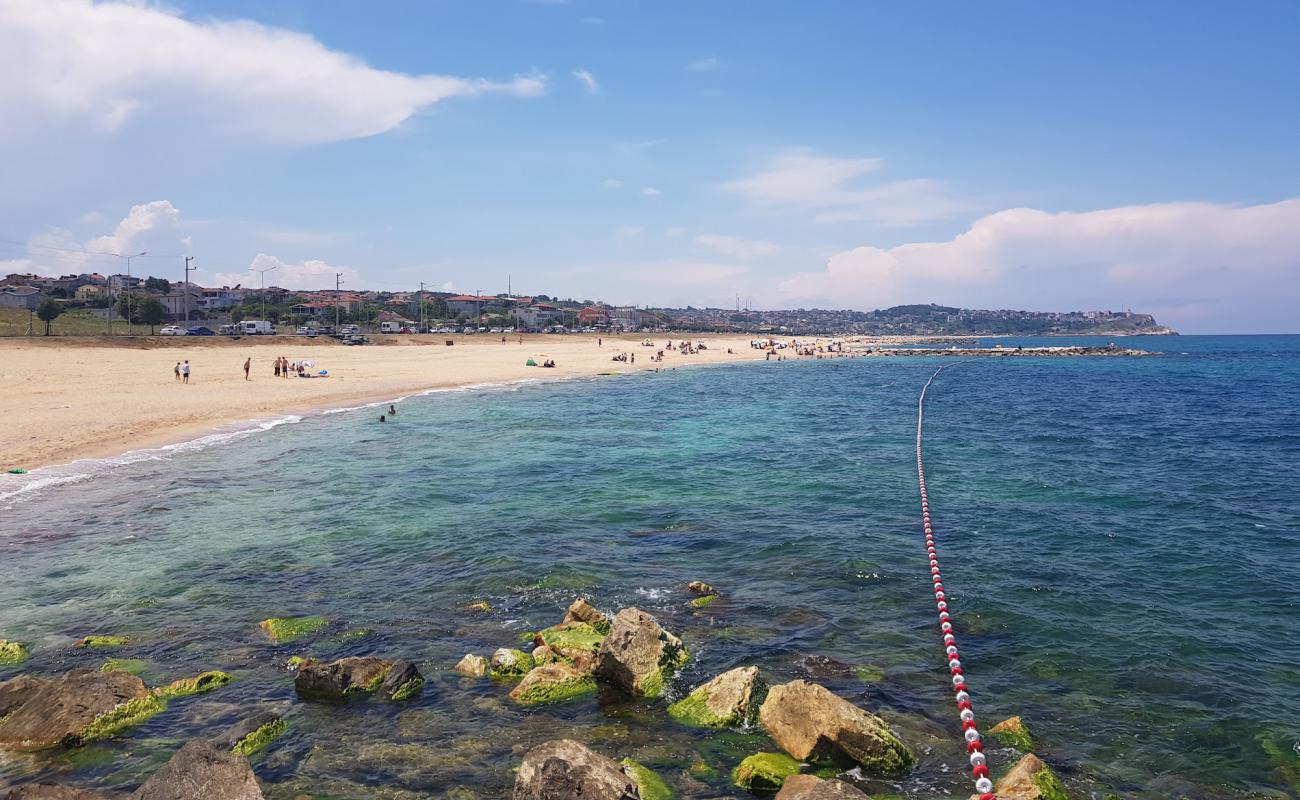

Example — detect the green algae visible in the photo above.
[467,600,493,613]
[0,639,29,665]
[100,658,147,675]
[688,756,719,781]
[71,694,165,745]
[1257,730,1300,791]
[511,672,596,705]
[337,627,373,642]
[355,665,391,695]
[667,689,725,727]
[1032,762,1069,800]
[489,649,535,680]
[990,716,1034,753]
[78,635,129,649]
[389,675,425,701]
[153,670,233,699]
[690,594,718,608]
[286,655,307,669]
[622,759,673,800]
[536,622,605,654]
[232,717,287,756]
[259,616,328,643]
[854,664,885,683]
[732,752,800,793]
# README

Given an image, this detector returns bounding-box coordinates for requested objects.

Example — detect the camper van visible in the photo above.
[241,320,274,335]
[380,321,403,334]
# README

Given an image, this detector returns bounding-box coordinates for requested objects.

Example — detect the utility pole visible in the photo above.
[251,263,278,320]
[183,256,195,323]
[476,288,481,325]
[111,251,146,335]
[419,281,426,332]
[335,273,344,332]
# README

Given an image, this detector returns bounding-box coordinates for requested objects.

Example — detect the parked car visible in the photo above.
[339,324,360,335]
[186,326,214,336]
[241,320,274,335]
[462,326,476,334]
[158,325,186,336]
[219,324,239,335]
[379,321,403,333]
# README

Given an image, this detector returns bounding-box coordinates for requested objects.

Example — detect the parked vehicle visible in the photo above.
[186,326,214,336]
[380,321,403,333]
[344,334,369,346]
[241,320,274,335]
[219,324,239,335]
[339,324,360,335]
[158,325,186,336]
[462,326,476,334]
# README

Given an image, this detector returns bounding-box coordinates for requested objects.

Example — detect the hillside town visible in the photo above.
[0,272,1173,336]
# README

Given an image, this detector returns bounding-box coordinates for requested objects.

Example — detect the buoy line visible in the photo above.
[916,362,996,800]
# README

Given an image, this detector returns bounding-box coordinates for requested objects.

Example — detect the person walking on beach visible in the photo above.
[174,362,181,381]
[243,357,251,381]
[182,360,190,383]
[273,358,280,377]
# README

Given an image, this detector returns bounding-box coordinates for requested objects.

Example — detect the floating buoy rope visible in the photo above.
[916,362,995,800]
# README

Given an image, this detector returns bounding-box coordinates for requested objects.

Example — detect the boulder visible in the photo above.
[490,649,535,680]
[989,715,1034,752]
[562,599,610,633]
[594,608,689,698]
[668,666,764,728]
[293,657,389,699]
[130,740,264,800]
[508,663,597,705]
[993,753,1069,800]
[153,671,233,700]
[620,759,671,800]
[758,680,914,777]
[732,752,800,793]
[6,786,125,800]
[532,645,559,664]
[454,654,488,678]
[534,622,606,661]
[686,581,714,595]
[380,659,424,701]
[77,636,129,650]
[0,639,29,666]
[775,775,869,800]
[513,739,640,800]
[0,669,151,751]
[211,711,286,756]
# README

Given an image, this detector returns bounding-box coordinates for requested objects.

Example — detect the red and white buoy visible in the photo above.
[917,364,995,800]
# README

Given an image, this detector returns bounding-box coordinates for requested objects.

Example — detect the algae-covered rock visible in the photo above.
[686,581,714,595]
[758,680,914,777]
[621,758,672,800]
[132,740,265,800]
[990,715,1034,752]
[153,671,233,700]
[732,752,800,793]
[994,753,1069,800]
[0,668,152,751]
[76,694,166,745]
[294,657,390,699]
[381,660,425,701]
[532,645,560,664]
[99,659,147,676]
[513,739,639,800]
[774,774,869,799]
[668,666,765,728]
[594,608,689,698]
[562,598,611,634]
[0,640,29,666]
[77,636,129,650]
[227,714,288,757]
[852,665,885,684]
[259,616,327,644]
[489,648,534,680]
[535,622,606,661]
[6,785,126,799]
[689,594,718,608]
[508,663,597,705]
[454,654,488,678]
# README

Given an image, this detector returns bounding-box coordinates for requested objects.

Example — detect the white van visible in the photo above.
[241,320,274,335]
[380,321,403,333]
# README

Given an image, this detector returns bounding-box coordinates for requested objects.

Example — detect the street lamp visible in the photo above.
[111,251,146,335]
[251,263,278,321]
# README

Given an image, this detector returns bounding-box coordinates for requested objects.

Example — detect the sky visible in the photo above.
[1,1,1298,333]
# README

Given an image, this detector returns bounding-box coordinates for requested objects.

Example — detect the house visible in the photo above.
[161,287,203,320]
[108,274,142,291]
[198,286,242,312]
[0,285,44,309]
[75,284,107,301]
[445,294,503,317]
[577,306,610,327]
[290,302,337,318]
[512,304,562,329]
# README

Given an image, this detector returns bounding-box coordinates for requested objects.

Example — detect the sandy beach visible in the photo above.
[0,333,870,471]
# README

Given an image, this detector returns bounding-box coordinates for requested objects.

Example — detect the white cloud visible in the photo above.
[723,150,962,225]
[640,187,662,196]
[602,178,624,188]
[695,233,780,259]
[212,254,359,292]
[687,57,720,72]
[0,0,546,145]
[572,69,600,95]
[15,200,191,277]
[775,199,1300,332]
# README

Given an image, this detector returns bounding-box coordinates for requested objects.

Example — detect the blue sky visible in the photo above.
[1,0,1298,332]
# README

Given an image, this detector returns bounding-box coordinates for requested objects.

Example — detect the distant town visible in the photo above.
[0,271,1174,336]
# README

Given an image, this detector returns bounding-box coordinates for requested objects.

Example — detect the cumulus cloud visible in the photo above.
[695,233,780,259]
[213,254,360,292]
[723,150,963,225]
[640,187,662,196]
[15,200,191,277]
[0,0,546,145]
[572,69,600,95]
[775,199,1300,332]
[601,178,624,188]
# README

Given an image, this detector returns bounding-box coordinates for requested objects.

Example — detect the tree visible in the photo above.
[137,297,166,334]
[144,277,171,294]
[36,299,63,336]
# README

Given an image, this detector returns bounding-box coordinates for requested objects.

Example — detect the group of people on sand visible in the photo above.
[172,361,191,383]
[272,356,310,378]
[610,352,635,364]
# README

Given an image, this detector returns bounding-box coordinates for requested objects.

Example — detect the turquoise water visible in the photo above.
[1,335,1298,798]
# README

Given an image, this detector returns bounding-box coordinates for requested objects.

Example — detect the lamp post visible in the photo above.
[251,263,278,321]
[111,251,146,335]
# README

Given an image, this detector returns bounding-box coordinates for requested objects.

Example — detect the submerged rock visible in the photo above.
[381,660,425,701]
[994,753,1069,800]
[213,711,287,757]
[758,680,914,777]
[489,649,535,680]
[454,654,488,678]
[667,666,765,728]
[594,608,689,698]
[0,639,29,666]
[153,671,233,700]
[100,659,147,676]
[6,786,126,799]
[562,598,611,633]
[535,622,606,662]
[513,739,640,800]
[508,663,597,705]
[258,617,327,644]
[686,581,714,595]
[689,595,718,608]
[0,669,151,751]
[732,752,800,793]
[990,715,1035,752]
[294,657,389,699]
[77,636,130,650]
[132,740,264,800]
[774,775,868,799]
[620,759,672,800]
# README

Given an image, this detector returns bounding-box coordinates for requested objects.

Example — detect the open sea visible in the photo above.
[1,334,1298,799]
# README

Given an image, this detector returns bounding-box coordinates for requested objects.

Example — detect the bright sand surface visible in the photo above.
[0,333,875,471]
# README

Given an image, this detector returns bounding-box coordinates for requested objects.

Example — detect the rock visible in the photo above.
[993,753,1069,800]
[594,608,689,698]
[990,715,1034,752]
[732,752,800,793]
[100,659,148,676]
[294,657,390,699]
[513,739,640,800]
[258,617,327,644]
[467,601,493,613]
[380,660,424,701]
[154,671,233,700]
[689,595,718,608]
[534,622,606,661]
[757,680,914,777]
[131,740,264,800]
[562,599,610,633]
[77,636,129,650]
[0,668,152,751]
[686,581,714,595]
[212,711,286,756]
[454,654,488,678]
[508,663,597,705]
[620,759,671,800]
[668,666,765,728]
[774,775,868,799]
[6,786,125,799]
[490,648,535,680]
[0,639,29,666]
[532,645,559,664]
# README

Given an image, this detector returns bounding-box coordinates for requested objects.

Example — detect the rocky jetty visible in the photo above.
[294,656,422,701]
[668,666,764,728]
[758,680,915,777]
[513,739,669,800]
[594,607,689,698]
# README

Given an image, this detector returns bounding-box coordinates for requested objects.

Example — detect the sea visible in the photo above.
[1,334,1297,799]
